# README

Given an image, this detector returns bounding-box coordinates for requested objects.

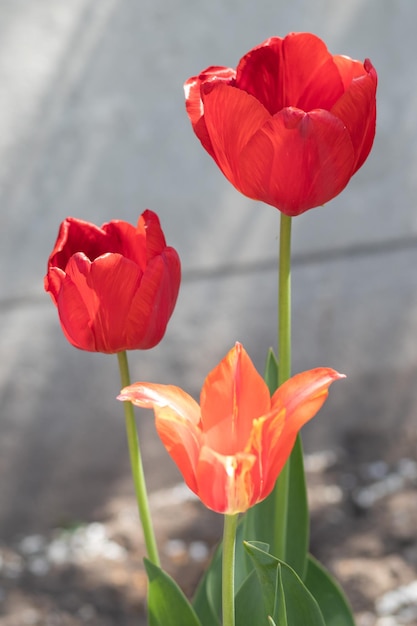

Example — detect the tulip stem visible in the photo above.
[117,351,160,566]
[274,213,292,561]
[278,213,292,386]
[222,513,239,626]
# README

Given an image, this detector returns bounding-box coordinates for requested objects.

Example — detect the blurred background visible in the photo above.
[0,0,417,624]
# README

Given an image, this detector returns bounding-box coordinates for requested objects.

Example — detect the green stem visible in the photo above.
[222,513,239,626]
[278,213,292,386]
[273,212,292,560]
[117,351,160,566]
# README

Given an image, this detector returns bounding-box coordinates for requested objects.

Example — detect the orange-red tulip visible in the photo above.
[118,343,344,514]
[185,32,377,216]
[45,210,181,353]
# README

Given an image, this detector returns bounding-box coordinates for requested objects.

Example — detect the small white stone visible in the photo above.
[367,461,389,481]
[47,539,71,565]
[322,485,343,504]
[28,556,50,576]
[19,534,46,555]
[21,609,41,625]
[101,541,126,561]
[189,541,209,562]
[78,604,96,621]
[84,522,107,544]
[304,450,338,472]
[357,612,376,626]
[376,580,417,616]
[397,458,417,480]
[375,618,398,626]
[165,539,186,559]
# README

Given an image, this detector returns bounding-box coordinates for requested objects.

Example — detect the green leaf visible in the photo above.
[275,564,288,626]
[244,541,326,626]
[284,435,309,578]
[242,348,309,579]
[235,569,268,625]
[192,544,222,626]
[268,618,278,626]
[305,555,355,626]
[240,350,279,552]
[144,559,201,626]
[264,347,279,394]
[192,575,220,626]
[193,517,256,625]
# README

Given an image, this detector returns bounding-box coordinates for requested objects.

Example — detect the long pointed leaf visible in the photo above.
[305,555,355,626]
[285,434,309,577]
[242,349,309,578]
[264,347,279,395]
[192,574,220,626]
[275,564,288,626]
[235,569,268,625]
[244,541,326,626]
[144,559,201,626]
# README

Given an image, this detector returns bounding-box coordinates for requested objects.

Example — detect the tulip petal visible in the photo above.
[141,209,169,261]
[261,368,345,495]
[202,83,270,189]
[331,59,377,172]
[119,353,344,515]
[44,266,64,306]
[48,218,117,272]
[51,267,97,351]
[63,252,143,353]
[127,248,181,349]
[102,220,147,270]
[102,212,170,278]
[242,414,273,504]
[236,33,344,114]
[239,108,356,215]
[184,66,236,159]
[196,446,257,514]
[118,383,201,493]
[200,343,271,455]
[46,212,180,354]
[184,34,377,215]
[333,55,369,88]
[272,368,345,436]
[184,75,205,128]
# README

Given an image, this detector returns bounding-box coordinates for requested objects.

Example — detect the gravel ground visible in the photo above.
[1,430,416,626]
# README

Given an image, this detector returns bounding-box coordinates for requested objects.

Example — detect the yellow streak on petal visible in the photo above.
[225,453,257,514]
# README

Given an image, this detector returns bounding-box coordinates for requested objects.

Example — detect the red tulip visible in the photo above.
[45,210,181,353]
[118,343,344,514]
[185,32,377,216]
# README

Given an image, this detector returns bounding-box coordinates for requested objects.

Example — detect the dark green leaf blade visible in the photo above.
[242,348,309,579]
[264,347,279,395]
[244,541,326,626]
[144,559,201,626]
[305,555,355,626]
[235,569,269,625]
[285,434,309,578]
[275,563,288,626]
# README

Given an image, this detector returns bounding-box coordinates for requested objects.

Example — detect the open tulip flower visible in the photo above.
[45,210,181,353]
[118,343,344,514]
[185,32,377,216]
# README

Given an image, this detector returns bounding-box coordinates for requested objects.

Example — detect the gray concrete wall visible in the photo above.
[1,0,416,538]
